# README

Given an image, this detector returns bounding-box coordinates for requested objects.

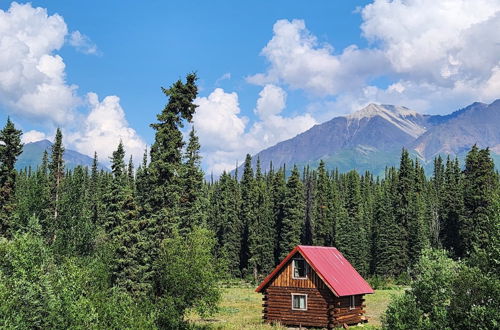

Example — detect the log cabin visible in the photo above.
[256,245,374,328]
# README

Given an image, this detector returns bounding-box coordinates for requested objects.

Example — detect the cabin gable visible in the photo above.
[266,252,327,290]
[258,246,372,328]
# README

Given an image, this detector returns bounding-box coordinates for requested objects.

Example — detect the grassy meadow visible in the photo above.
[189,283,404,329]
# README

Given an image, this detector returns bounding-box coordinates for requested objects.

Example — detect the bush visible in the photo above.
[0,227,155,329]
[449,266,500,330]
[155,227,221,327]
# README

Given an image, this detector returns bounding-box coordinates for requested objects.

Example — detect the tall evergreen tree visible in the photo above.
[461,146,498,259]
[48,128,64,244]
[239,154,257,275]
[103,141,127,238]
[279,166,305,260]
[248,158,275,279]
[0,118,23,237]
[313,160,333,246]
[336,170,369,275]
[272,166,287,263]
[210,172,242,277]
[440,157,463,256]
[179,127,205,232]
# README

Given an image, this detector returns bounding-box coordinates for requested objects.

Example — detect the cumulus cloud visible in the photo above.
[0,2,79,124]
[247,19,388,96]
[249,2,500,117]
[69,31,99,55]
[193,85,317,174]
[22,130,47,144]
[0,2,144,165]
[67,93,146,165]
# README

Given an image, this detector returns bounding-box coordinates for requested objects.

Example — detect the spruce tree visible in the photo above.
[394,149,413,269]
[302,166,315,245]
[461,145,498,258]
[336,170,369,275]
[279,166,305,260]
[48,128,64,244]
[103,141,127,238]
[210,172,242,277]
[313,160,334,246]
[272,166,287,263]
[179,127,205,232]
[440,157,464,256]
[147,72,199,230]
[248,158,275,279]
[239,154,257,275]
[0,118,23,237]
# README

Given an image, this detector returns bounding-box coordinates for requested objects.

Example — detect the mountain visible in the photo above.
[242,100,500,176]
[16,140,108,171]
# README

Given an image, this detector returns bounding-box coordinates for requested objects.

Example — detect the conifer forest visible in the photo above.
[0,74,499,329]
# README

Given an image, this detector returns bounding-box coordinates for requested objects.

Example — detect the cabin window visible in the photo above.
[291,294,307,310]
[292,258,307,279]
[349,295,356,310]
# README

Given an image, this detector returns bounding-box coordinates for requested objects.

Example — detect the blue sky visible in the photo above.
[1,1,500,173]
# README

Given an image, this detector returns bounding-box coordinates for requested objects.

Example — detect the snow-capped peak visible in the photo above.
[346,103,426,138]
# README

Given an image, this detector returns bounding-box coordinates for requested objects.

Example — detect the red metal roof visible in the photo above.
[256,245,374,296]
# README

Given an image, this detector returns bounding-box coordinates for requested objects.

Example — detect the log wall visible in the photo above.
[263,286,333,328]
[261,252,368,328]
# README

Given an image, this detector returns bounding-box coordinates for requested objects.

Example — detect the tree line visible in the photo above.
[0,72,498,328]
[208,147,499,282]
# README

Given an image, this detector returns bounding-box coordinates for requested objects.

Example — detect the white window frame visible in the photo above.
[349,295,356,310]
[291,293,308,311]
[292,258,308,279]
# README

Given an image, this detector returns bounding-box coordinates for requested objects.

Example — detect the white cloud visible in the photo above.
[69,31,99,55]
[193,88,247,151]
[21,130,47,143]
[215,72,231,85]
[0,2,79,124]
[247,19,388,96]
[0,2,144,165]
[67,93,146,165]
[193,86,317,174]
[254,84,286,118]
[361,0,500,85]
[249,2,500,118]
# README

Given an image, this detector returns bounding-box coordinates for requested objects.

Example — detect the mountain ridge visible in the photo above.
[237,99,500,176]
[16,140,108,171]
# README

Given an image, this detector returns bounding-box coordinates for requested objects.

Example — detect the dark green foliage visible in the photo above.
[0,220,154,329]
[312,160,334,246]
[336,170,369,275]
[248,158,275,278]
[373,170,405,276]
[0,118,23,237]
[155,227,221,327]
[449,265,500,330]
[279,166,305,260]
[179,127,206,232]
[240,154,257,275]
[461,145,498,259]
[209,172,242,277]
[48,128,65,245]
[440,157,463,256]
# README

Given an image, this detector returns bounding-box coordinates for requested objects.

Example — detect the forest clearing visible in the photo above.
[189,284,403,329]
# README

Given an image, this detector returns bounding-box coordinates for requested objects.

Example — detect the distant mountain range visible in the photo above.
[241,100,500,176]
[16,140,108,171]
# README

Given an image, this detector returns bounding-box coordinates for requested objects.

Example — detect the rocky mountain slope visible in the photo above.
[243,100,500,175]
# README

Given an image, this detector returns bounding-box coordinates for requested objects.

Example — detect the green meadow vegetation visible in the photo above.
[189,284,404,329]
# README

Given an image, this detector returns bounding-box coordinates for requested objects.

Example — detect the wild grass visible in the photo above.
[188,283,404,329]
